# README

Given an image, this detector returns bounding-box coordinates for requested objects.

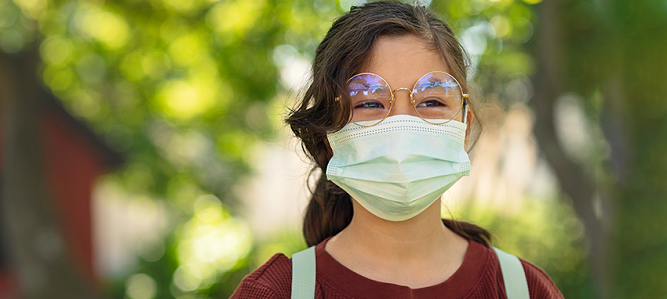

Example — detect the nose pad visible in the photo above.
[389,88,416,117]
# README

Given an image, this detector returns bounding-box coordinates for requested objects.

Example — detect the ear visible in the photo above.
[464,109,474,148]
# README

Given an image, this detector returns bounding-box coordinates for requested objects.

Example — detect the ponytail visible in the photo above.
[442,218,493,247]
[303,173,352,247]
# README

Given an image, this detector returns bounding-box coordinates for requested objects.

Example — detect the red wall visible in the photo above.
[42,111,104,281]
[0,110,107,296]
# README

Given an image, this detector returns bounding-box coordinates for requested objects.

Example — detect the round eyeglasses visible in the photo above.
[336,71,468,127]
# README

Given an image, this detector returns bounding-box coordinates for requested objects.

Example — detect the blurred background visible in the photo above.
[0,0,665,298]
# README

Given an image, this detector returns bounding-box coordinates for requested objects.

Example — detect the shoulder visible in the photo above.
[230,253,292,299]
[479,244,564,299]
[518,258,565,299]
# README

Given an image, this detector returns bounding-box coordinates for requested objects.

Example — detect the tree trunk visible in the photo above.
[531,1,610,298]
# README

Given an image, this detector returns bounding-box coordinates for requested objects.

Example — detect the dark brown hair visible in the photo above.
[285,1,492,247]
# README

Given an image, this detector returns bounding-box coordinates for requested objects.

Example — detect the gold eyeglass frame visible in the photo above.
[335,71,469,127]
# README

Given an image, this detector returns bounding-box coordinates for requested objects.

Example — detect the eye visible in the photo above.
[416,98,446,108]
[355,101,385,109]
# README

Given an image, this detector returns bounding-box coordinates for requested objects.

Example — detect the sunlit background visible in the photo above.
[1,0,666,298]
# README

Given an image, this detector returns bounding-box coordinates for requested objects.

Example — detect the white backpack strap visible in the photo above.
[492,247,530,299]
[291,246,316,299]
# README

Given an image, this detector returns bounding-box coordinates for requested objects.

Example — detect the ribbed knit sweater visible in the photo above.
[231,238,564,298]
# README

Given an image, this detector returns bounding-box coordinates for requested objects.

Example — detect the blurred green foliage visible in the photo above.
[3,0,337,297]
[449,197,596,299]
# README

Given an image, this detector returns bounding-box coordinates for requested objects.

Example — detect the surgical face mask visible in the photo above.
[325,114,470,221]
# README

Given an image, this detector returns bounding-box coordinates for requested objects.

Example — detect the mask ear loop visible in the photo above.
[462,95,469,125]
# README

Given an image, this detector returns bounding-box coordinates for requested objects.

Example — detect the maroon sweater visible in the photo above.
[231,238,564,298]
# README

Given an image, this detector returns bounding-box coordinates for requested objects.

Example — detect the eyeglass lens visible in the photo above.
[345,72,463,126]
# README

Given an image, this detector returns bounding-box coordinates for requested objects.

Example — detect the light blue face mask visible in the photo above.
[325,114,471,221]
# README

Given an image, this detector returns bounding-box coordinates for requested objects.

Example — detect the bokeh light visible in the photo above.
[173,195,252,292]
[125,273,157,299]
[76,6,129,50]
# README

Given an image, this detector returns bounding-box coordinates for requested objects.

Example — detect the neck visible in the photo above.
[328,197,462,265]
[325,198,469,288]
[360,200,443,250]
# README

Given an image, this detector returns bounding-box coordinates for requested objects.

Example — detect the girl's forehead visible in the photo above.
[362,35,450,87]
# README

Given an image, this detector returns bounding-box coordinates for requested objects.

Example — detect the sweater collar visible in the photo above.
[314,237,490,298]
